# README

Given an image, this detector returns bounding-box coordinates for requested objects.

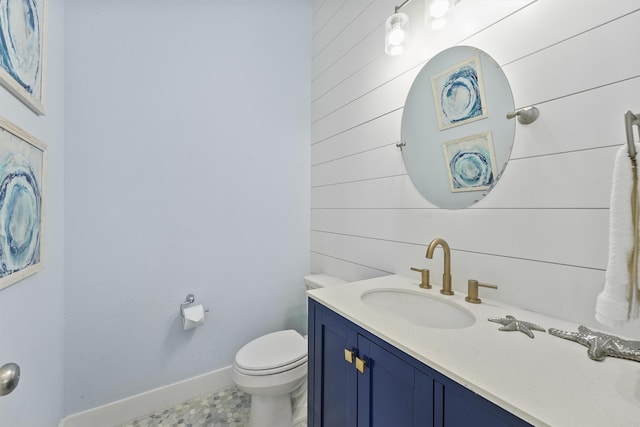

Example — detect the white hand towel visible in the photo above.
[595,143,639,328]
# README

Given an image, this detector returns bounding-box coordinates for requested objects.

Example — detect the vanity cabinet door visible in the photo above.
[310,304,358,427]
[357,335,434,427]
[441,383,532,427]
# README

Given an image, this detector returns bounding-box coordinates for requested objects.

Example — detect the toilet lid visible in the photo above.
[235,330,307,372]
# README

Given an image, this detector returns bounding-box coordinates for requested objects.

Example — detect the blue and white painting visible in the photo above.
[0,118,44,289]
[442,132,497,193]
[0,0,45,115]
[431,55,487,130]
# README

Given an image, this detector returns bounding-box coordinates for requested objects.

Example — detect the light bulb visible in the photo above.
[388,25,406,46]
[388,45,404,56]
[429,17,448,31]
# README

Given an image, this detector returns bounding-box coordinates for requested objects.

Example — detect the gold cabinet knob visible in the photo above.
[345,349,366,373]
[344,349,354,364]
[410,267,431,289]
[465,279,498,304]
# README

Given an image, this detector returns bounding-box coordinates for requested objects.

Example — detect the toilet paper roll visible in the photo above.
[182,304,205,331]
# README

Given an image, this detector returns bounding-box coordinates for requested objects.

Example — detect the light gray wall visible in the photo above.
[311,0,640,338]
[0,1,65,426]
[64,0,311,415]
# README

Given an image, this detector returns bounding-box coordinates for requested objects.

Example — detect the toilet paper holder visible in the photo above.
[180,293,209,319]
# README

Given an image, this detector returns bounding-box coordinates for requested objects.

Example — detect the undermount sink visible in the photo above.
[361,289,476,329]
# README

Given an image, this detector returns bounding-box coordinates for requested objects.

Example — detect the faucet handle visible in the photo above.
[465,279,498,304]
[410,267,431,289]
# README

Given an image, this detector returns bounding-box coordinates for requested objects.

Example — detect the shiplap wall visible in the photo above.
[310,0,640,338]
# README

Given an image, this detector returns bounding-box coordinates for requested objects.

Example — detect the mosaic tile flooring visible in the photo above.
[119,384,307,427]
[120,385,250,427]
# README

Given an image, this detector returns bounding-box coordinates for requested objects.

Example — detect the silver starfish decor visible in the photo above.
[548,325,640,362]
[488,315,546,338]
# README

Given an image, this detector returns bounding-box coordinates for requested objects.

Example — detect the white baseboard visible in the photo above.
[59,366,233,427]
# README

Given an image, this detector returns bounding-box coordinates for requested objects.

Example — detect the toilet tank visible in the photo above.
[304,274,347,290]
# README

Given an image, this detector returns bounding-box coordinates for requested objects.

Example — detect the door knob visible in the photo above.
[0,363,20,396]
[355,357,366,374]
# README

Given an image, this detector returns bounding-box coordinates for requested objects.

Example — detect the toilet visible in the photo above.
[232,274,347,427]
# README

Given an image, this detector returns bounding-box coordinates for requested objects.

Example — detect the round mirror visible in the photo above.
[401,46,515,209]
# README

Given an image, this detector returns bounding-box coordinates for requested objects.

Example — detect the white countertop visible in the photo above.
[307,274,640,427]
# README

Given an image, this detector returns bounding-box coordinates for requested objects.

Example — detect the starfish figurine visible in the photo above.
[488,315,546,338]
[548,325,640,362]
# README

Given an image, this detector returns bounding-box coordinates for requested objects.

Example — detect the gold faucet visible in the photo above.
[426,238,454,295]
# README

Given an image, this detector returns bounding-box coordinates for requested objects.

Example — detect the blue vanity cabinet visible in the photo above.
[308,299,533,427]
[309,300,433,427]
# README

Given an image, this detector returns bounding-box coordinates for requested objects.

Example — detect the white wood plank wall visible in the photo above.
[310,0,640,337]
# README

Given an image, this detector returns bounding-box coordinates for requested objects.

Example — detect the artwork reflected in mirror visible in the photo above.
[431,56,488,130]
[442,132,497,193]
[401,46,515,209]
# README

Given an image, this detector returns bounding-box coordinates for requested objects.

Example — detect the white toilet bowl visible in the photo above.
[232,274,347,427]
[232,329,307,427]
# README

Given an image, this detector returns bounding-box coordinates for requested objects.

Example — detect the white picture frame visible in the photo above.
[0,116,46,290]
[0,0,47,115]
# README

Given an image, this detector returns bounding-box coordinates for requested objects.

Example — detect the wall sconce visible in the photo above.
[385,0,461,56]
[425,0,455,31]
[385,12,410,56]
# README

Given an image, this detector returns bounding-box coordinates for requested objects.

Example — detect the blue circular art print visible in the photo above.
[448,148,493,189]
[0,153,41,277]
[439,64,483,125]
[0,0,42,94]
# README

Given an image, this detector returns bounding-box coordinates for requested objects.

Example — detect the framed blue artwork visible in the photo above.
[442,132,497,193]
[431,55,487,130]
[0,116,45,290]
[0,0,46,115]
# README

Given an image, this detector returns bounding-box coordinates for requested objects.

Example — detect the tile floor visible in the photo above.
[119,385,250,427]
[119,384,307,427]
